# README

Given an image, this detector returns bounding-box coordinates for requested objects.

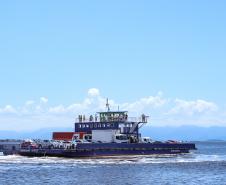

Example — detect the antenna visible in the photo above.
[106,98,110,112]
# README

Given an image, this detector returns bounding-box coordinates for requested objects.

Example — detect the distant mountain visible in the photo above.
[140,126,226,141]
[0,126,226,141]
[0,127,73,140]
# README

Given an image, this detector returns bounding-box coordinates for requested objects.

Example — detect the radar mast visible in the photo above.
[106,98,110,112]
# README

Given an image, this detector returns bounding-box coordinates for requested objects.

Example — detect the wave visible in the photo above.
[1,153,226,165]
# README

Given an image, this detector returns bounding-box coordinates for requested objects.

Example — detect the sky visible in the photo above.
[0,1,226,131]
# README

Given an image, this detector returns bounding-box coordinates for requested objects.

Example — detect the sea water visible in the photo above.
[0,142,226,185]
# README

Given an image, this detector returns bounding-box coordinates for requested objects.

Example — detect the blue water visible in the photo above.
[0,142,226,185]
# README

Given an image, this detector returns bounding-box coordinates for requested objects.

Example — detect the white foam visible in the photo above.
[0,153,226,165]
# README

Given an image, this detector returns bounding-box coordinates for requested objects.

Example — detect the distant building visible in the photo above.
[0,140,22,155]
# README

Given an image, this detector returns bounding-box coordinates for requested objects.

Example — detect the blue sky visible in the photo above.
[0,1,226,130]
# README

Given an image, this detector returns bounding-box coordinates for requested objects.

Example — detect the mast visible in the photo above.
[106,98,110,112]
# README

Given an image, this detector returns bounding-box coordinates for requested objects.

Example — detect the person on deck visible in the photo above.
[141,114,146,122]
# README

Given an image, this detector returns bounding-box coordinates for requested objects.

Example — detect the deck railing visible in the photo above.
[75,116,149,123]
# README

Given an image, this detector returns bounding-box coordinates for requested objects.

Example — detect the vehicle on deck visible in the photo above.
[114,134,129,143]
[166,140,181,144]
[33,139,54,149]
[21,140,38,149]
[141,137,153,143]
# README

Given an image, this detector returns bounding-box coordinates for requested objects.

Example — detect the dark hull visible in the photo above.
[19,143,196,158]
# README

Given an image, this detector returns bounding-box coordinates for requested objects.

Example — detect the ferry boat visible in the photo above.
[19,100,196,157]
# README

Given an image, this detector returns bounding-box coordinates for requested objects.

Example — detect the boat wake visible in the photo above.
[1,153,226,165]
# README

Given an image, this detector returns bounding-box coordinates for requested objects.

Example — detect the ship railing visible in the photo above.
[75,117,101,123]
[116,116,149,123]
[75,115,149,123]
[127,116,149,123]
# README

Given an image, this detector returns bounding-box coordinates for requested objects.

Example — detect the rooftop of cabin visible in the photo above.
[97,111,128,114]
[98,111,128,117]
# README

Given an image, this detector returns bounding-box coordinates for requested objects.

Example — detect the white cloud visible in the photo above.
[121,93,167,113]
[25,100,35,106]
[49,105,66,114]
[40,97,48,103]
[0,105,17,114]
[88,88,100,97]
[1,89,226,130]
[168,99,218,116]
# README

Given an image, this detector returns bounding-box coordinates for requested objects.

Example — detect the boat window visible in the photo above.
[79,124,81,128]
[86,124,89,128]
[84,135,92,140]
[94,124,97,128]
[116,135,128,140]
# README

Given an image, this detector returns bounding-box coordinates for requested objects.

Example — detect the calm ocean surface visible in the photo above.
[0,142,226,185]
